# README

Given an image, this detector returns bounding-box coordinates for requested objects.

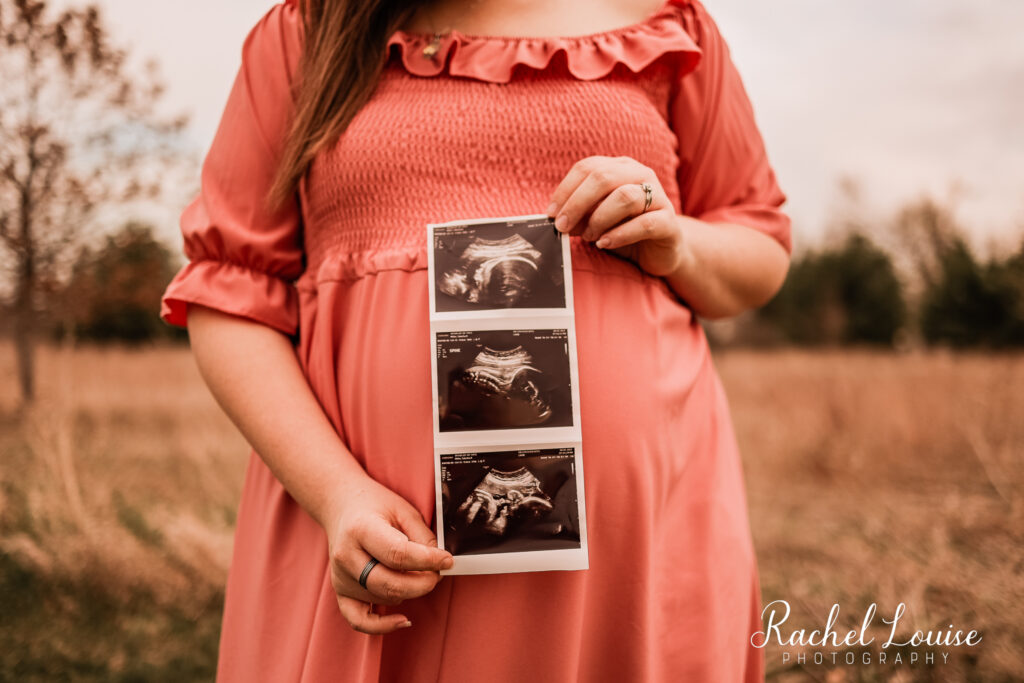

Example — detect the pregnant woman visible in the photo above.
[159,0,791,680]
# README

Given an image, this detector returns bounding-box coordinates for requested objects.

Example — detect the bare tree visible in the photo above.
[0,0,187,405]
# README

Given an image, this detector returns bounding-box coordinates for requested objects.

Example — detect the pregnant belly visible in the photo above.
[306,248,712,520]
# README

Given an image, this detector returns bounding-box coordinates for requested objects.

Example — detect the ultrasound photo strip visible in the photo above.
[426,214,587,574]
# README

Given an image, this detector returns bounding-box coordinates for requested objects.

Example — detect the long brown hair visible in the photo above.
[268,0,424,209]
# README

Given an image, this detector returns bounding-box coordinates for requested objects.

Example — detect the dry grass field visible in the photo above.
[0,341,1021,681]
[720,350,1023,682]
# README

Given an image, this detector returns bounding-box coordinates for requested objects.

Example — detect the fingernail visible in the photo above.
[441,557,454,570]
[545,202,558,216]
[399,620,413,629]
[596,238,609,249]
[555,214,568,232]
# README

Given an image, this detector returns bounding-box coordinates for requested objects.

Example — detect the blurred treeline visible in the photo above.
[0,194,1019,350]
[2,196,1023,348]
[0,222,188,345]
[716,195,1024,349]
[757,230,1024,349]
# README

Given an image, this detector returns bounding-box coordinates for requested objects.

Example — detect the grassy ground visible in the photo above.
[0,342,1021,681]
[720,350,1023,682]
[0,342,243,681]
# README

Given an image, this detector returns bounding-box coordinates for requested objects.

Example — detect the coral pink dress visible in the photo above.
[160,0,791,680]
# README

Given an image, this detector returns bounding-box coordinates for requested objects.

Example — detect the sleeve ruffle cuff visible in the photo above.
[699,205,793,255]
[160,259,300,336]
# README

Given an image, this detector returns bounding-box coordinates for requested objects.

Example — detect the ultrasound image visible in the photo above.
[433,219,566,312]
[436,329,574,432]
[441,447,582,556]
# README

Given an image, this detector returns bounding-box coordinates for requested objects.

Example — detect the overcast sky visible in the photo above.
[67,0,1024,251]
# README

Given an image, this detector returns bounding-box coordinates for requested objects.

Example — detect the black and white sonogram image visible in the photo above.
[436,329,574,432]
[441,447,581,556]
[432,218,566,312]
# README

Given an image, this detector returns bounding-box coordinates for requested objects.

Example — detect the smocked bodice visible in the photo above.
[296,0,702,286]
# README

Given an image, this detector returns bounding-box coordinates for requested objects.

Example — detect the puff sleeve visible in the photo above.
[671,0,792,253]
[159,2,305,336]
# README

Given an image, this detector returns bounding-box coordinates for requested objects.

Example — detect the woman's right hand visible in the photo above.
[185,306,452,634]
[323,475,454,635]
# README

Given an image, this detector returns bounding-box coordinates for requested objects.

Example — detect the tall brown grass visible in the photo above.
[0,341,247,679]
[717,349,1024,682]
[0,342,1021,681]
[1,341,246,607]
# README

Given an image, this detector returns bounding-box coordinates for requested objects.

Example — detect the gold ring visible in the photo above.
[640,182,654,212]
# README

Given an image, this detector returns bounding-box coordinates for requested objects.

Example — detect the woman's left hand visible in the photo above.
[545,155,686,277]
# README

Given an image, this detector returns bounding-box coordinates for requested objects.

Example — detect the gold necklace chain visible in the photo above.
[420,0,484,59]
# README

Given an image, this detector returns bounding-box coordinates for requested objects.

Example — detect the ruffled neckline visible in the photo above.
[385,0,701,83]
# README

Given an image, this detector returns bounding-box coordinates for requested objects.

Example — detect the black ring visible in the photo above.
[358,558,379,589]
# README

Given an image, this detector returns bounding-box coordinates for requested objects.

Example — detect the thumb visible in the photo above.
[395,505,442,550]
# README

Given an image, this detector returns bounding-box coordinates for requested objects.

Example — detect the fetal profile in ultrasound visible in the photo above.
[436,330,573,432]
[433,220,566,312]
[441,448,582,556]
